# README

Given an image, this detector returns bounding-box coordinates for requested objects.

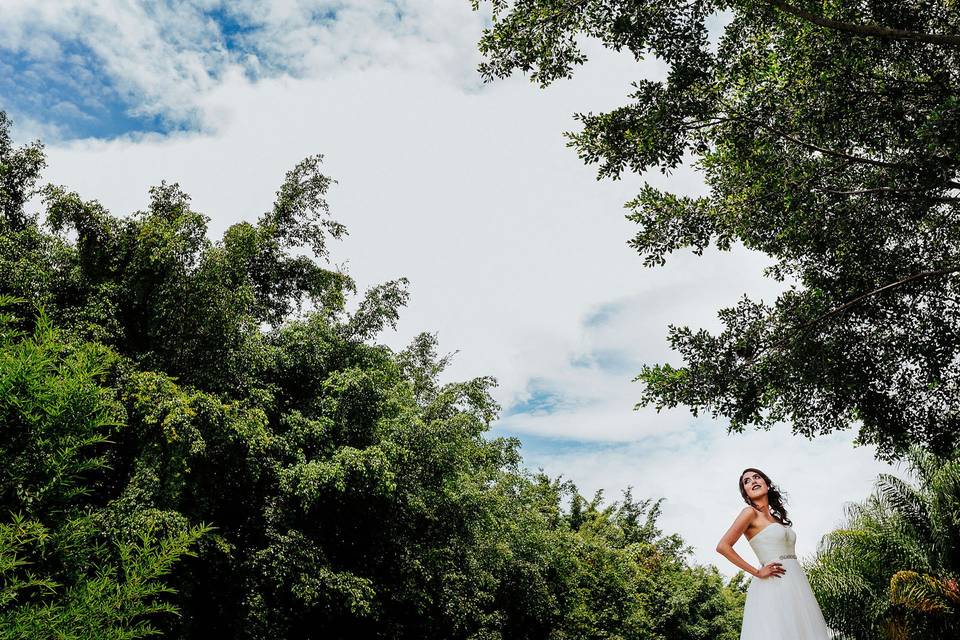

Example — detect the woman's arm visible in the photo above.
[715,507,785,579]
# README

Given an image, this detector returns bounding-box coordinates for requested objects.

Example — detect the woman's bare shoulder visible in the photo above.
[721,506,757,538]
[736,506,757,521]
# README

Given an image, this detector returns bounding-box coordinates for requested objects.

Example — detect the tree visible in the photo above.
[471,0,960,459]
[807,449,960,639]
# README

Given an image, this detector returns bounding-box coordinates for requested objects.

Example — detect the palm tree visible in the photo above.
[806,450,960,639]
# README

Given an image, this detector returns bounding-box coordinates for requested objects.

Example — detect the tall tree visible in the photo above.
[471,0,960,459]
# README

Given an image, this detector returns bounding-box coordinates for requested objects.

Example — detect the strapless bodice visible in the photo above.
[747,522,797,565]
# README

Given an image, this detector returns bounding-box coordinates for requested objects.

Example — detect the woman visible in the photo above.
[716,468,830,639]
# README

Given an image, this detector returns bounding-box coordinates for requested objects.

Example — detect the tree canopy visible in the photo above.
[471,0,960,459]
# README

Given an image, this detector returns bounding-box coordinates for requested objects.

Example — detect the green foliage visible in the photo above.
[0,311,205,639]
[0,112,45,230]
[471,0,960,459]
[807,450,960,639]
[0,524,204,640]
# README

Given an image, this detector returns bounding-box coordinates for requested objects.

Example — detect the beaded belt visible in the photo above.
[779,554,797,560]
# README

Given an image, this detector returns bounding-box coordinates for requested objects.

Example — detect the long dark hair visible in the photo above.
[739,468,792,526]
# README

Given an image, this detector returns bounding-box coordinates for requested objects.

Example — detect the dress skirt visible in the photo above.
[740,558,830,639]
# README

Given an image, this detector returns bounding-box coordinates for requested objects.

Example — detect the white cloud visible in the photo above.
[12,0,896,580]
[2,1,491,134]
[1,1,223,126]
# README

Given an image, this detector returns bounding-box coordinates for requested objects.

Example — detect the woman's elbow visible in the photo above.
[715,542,729,554]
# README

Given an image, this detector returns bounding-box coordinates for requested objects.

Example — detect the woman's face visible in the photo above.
[741,470,768,501]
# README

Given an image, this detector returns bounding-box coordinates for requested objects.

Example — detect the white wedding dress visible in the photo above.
[741,522,830,639]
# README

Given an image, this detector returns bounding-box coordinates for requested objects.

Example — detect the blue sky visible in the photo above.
[2,0,894,573]
[3,4,280,138]
[4,41,177,138]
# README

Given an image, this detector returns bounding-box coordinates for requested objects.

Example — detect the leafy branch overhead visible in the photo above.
[473,0,960,459]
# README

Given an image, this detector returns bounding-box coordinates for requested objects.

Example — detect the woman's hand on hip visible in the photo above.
[756,562,786,579]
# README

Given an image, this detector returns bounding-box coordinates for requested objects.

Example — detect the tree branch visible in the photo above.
[713,106,912,169]
[747,266,960,363]
[683,117,736,131]
[822,186,917,195]
[762,0,960,47]
[749,119,907,168]
[817,186,960,203]
[811,267,960,325]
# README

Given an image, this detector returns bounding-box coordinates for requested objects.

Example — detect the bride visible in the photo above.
[716,468,831,639]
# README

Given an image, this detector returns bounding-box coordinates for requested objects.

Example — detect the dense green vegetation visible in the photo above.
[807,450,960,639]
[0,307,206,639]
[0,114,745,639]
[472,0,960,459]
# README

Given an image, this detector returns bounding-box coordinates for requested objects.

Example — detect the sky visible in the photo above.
[2,0,895,574]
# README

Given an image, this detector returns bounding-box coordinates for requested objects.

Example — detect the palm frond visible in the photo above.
[877,475,931,543]
[889,570,956,615]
